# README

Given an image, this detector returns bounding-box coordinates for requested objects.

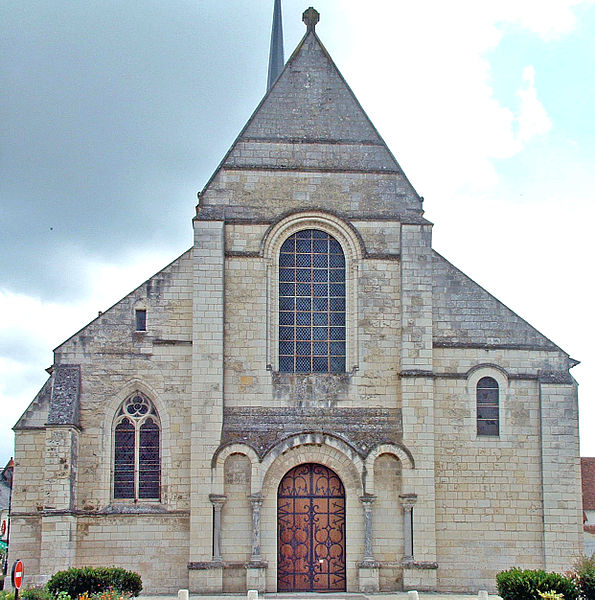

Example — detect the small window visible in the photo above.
[113,393,160,500]
[476,376,499,436]
[135,309,147,331]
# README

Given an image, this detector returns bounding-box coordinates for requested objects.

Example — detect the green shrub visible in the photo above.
[21,589,53,600]
[0,590,15,600]
[497,568,579,600]
[45,568,142,598]
[572,554,595,600]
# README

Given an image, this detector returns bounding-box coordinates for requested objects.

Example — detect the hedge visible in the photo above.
[497,568,579,600]
[46,568,142,598]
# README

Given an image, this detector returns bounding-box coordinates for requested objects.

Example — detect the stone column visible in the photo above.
[360,494,376,562]
[209,494,226,562]
[358,494,379,593]
[400,493,417,562]
[249,495,263,561]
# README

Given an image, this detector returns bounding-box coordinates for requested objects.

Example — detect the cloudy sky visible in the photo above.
[1,0,594,467]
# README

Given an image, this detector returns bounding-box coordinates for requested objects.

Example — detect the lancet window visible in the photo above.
[113,392,160,500]
[476,376,499,436]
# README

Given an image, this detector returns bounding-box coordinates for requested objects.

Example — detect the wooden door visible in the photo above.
[277,463,346,591]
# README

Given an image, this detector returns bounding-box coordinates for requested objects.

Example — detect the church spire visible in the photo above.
[267,0,284,91]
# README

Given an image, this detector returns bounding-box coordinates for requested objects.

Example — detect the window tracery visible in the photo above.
[113,393,160,500]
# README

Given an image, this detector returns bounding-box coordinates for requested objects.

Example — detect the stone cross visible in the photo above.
[302,7,320,33]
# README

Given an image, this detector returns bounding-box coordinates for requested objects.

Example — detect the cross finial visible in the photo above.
[302,7,320,33]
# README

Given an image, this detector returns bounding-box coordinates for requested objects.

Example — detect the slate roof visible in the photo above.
[433,251,562,352]
[582,457,595,511]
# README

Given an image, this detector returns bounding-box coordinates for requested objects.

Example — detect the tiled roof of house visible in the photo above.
[581,457,595,511]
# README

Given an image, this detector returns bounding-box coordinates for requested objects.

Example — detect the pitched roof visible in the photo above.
[582,457,595,511]
[433,251,565,354]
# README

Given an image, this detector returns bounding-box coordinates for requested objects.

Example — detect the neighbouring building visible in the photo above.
[1,459,13,570]
[8,5,583,594]
[582,458,595,556]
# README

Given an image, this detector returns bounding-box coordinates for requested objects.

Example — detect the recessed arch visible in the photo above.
[363,442,415,495]
[261,211,362,373]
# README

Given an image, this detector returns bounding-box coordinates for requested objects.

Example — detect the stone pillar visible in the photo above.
[209,494,226,561]
[358,494,379,593]
[400,493,417,561]
[39,426,79,582]
[189,217,226,593]
[400,223,437,591]
[246,495,267,593]
[249,495,263,561]
[360,494,376,562]
[539,379,583,570]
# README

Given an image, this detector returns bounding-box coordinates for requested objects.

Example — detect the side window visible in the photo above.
[278,229,346,373]
[135,309,147,331]
[113,393,160,500]
[476,376,499,436]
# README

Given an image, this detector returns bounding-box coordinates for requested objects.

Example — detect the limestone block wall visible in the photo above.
[221,454,252,563]
[75,514,190,593]
[224,255,270,407]
[199,170,423,221]
[434,374,543,590]
[433,347,582,590]
[11,431,46,513]
[6,516,41,585]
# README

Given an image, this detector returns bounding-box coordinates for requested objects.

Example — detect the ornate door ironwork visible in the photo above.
[277,463,346,591]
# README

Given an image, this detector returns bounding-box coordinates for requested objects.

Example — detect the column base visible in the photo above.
[402,560,438,591]
[188,562,223,593]
[246,561,267,593]
[358,561,380,593]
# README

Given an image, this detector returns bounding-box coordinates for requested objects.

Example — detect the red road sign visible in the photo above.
[12,560,24,590]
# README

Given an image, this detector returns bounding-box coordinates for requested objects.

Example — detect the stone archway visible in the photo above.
[277,463,346,592]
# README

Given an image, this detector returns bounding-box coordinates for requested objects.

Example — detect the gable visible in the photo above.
[198,31,423,221]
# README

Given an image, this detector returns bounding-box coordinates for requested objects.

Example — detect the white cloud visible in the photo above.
[331,0,589,200]
[516,65,552,144]
[0,249,177,464]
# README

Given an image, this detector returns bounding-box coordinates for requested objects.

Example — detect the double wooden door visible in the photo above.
[277,463,346,591]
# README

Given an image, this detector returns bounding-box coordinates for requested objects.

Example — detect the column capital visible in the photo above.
[399,493,417,511]
[249,494,264,507]
[209,493,227,508]
[359,494,377,506]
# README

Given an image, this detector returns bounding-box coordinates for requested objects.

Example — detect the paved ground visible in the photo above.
[138,594,502,600]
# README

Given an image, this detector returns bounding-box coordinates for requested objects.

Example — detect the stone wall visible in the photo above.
[76,514,190,593]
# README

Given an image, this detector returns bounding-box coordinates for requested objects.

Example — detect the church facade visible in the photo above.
[9,8,583,595]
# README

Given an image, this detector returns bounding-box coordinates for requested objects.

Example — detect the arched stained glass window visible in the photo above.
[476,376,499,436]
[278,229,346,373]
[113,393,161,500]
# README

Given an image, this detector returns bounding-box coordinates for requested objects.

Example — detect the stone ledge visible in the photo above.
[402,560,439,570]
[188,561,268,570]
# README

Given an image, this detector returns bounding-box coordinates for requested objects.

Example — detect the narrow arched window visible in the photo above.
[278,229,346,373]
[476,377,499,436]
[114,393,160,500]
